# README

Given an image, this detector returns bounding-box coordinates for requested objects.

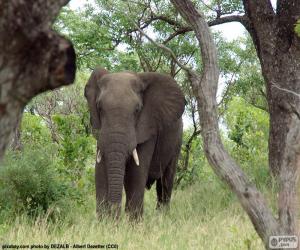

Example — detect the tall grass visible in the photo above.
[0,180,265,250]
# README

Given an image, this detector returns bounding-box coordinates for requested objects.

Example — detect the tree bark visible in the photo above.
[0,0,76,160]
[243,0,300,239]
[10,119,22,151]
[171,0,300,248]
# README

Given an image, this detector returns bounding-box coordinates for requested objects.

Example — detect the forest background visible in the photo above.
[0,0,299,249]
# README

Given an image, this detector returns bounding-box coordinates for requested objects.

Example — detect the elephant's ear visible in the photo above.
[84,67,109,132]
[136,72,185,143]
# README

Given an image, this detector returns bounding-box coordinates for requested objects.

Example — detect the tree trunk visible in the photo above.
[10,119,22,151]
[171,0,300,248]
[0,0,76,160]
[265,47,300,237]
[243,0,300,239]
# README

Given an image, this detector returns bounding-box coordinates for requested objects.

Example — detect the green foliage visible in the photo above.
[55,7,142,72]
[62,0,201,74]
[55,8,113,69]
[52,114,95,182]
[193,0,244,26]
[224,97,270,187]
[218,35,267,116]
[210,0,244,14]
[176,130,206,189]
[21,113,52,145]
[0,147,75,221]
[2,73,97,220]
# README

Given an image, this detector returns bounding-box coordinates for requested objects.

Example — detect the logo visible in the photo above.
[269,236,298,249]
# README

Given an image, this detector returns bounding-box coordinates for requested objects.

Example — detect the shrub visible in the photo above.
[224,97,271,188]
[52,114,95,182]
[175,129,206,189]
[0,146,78,221]
[21,113,52,146]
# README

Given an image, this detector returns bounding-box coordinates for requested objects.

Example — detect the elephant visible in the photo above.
[84,67,185,219]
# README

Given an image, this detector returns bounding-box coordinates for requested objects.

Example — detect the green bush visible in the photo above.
[175,130,206,189]
[224,97,271,188]
[52,114,95,182]
[0,147,78,221]
[21,113,52,145]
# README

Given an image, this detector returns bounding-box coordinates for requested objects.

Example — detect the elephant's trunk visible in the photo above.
[105,148,126,217]
[101,130,133,216]
[106,151,126,204]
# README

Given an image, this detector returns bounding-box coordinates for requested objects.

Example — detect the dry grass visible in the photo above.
[0,180,265,250]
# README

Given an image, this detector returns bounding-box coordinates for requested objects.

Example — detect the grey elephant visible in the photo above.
[84,67,185,219]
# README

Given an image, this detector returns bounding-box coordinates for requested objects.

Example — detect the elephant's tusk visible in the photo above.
[96,149,101,163]
[132,148,140,166]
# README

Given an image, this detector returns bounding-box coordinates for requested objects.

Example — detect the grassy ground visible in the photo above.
[0,179,265,250]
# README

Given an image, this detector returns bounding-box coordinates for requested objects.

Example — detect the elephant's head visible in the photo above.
[84,67,185,207]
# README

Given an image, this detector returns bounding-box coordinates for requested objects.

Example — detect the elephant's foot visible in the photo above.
[96,200,121,220]
[128,212,143,222]
[156,201,170,212]
[125,204,144,222]
[107,202,121,220]
[96,200,110,220]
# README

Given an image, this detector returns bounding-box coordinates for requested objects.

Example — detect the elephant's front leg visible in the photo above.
[124,138,155,220]
[95,147,108,219]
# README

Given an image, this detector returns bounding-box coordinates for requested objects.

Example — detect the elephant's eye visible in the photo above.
[96,102,102,114]
[135,104,142,114]
[135,106,139,114]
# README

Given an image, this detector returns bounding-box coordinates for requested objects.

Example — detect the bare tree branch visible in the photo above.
[163,27,192,44]
[128,13,248,45]
[208,15,248,27]
[217,64,242,107]
[135,24,196,75]
[272,83,300,99]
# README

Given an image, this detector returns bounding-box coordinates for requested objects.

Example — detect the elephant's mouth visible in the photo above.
[96,147,139,166]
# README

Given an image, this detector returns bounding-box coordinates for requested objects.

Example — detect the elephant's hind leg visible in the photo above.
[156,160,176,210]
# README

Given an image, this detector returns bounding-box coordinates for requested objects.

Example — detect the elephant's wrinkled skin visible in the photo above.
[84,68,185,219]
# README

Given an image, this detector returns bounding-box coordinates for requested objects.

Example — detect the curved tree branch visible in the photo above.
[129,12,249,45]
[135,24,196,75]
[208,15,249,27]
[170,0,281,247]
